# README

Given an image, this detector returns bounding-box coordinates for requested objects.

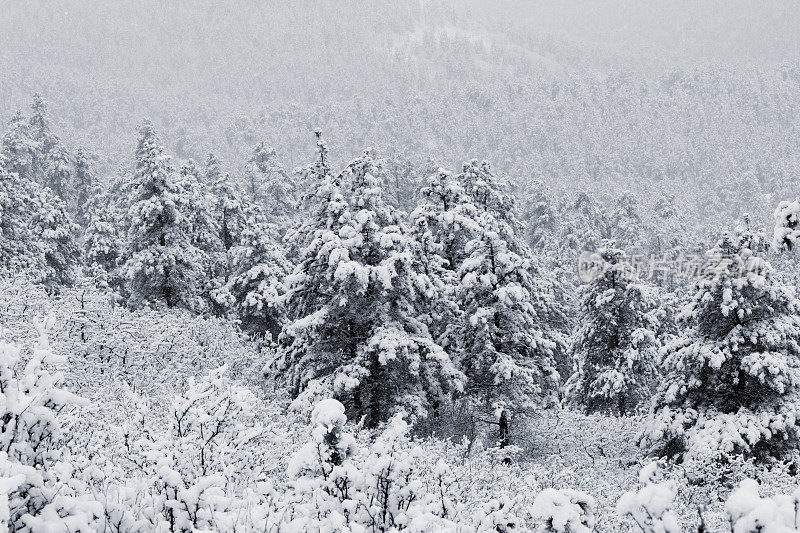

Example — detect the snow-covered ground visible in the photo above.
[2,280,798,531]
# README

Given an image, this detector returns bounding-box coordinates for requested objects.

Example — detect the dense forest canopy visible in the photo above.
[3,1,800,232]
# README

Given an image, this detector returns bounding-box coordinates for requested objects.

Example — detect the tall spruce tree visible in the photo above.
[565,246,660,415]
[407,169,473,353]
[83,169,137,288]
[176,160,221,256]
[73,148,94,225]
[27,94,75,205]
[42,143,73,205]
[225,217,290,340]
[453,160,564,418]
[206,154,245,253]
[0,161,80,288]
[277,139,462,426]
[641,228,800,464]
[1,112,39,181]
[244,142,296,228]
[454,210,561,416]
[83,183,124,287]
[121,122,204,310]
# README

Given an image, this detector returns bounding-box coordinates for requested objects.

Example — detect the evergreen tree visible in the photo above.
[205,154,274,322]
[28,93,54,152]
[519,179,577,380]
[407,169,471,352]
[206,154,245,252]
[225,218,290,340]
[409,160,568,420]
[773,197,800,252]
[27,94,70,194]
[409,167,480,277]
[277,139,462,426]
[27,93,54,180]
[73,148,94,225]
[2,95,77,206]
[565,246,660,415]
[203,152,223,186]
[381,151,423,212]
[0,166,43,277]
[650,192,687,257]
[558,192,608,255]
[1,112,39,181]
[641,228,800,464]
[29,185,82,287]
[83,169,136,287]
[42,143,73,205]
[607,192,643,250]
[176,160,222,257]
[458,160,516,230]
[244,142,296,228]
[121,122,204,310]
[454,209,560,417]
[452,160,564,417]
[281,129,331,263]
[0,164,80,288]
[520,179,558,252]
[0,110,81,288]
[83,183,126,288]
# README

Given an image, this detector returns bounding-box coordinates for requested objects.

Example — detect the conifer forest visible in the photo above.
[3,1,800,531]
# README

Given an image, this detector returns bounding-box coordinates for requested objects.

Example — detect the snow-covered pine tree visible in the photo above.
[452,160,563,419]
[27,94,76,206]
[407,169,470,353]
[121,121,205,310]
[176,160,222,257]
[83,170,137,289]
[203,152,223,186]
[644,191,693,292]
[565,246,660,415]
[73,148,94,225]
[455,209,561,418]
[607,192,643,251]
[381,150,423,212]
[278,139,462,426]
[641,227,800,464]
[225,216,290,341]
[558,192,608,256]
[0,166,44,278]
[650,192,686,257]
[281,129,331,264]
[0,113,82,288]
[1,112,39,181]
[178,161,227,309]
[29,185,82,288]
[206,153,245,252]
[0,163,80,288]
[27,94,56,181]
[28,93,54,152]
[42,142,73,205]
[244,142,296,230]
[520,178,558,253]
[517,179,578,381]
[458,160,517,229]
[773,197,800,252]
[83,184,125,287]
[409,167,480,278]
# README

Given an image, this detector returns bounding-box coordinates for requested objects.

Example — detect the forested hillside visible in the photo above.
[3,1,800,231]
[2,2,800,531]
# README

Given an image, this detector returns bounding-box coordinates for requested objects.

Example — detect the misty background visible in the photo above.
[2,0,800,233]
